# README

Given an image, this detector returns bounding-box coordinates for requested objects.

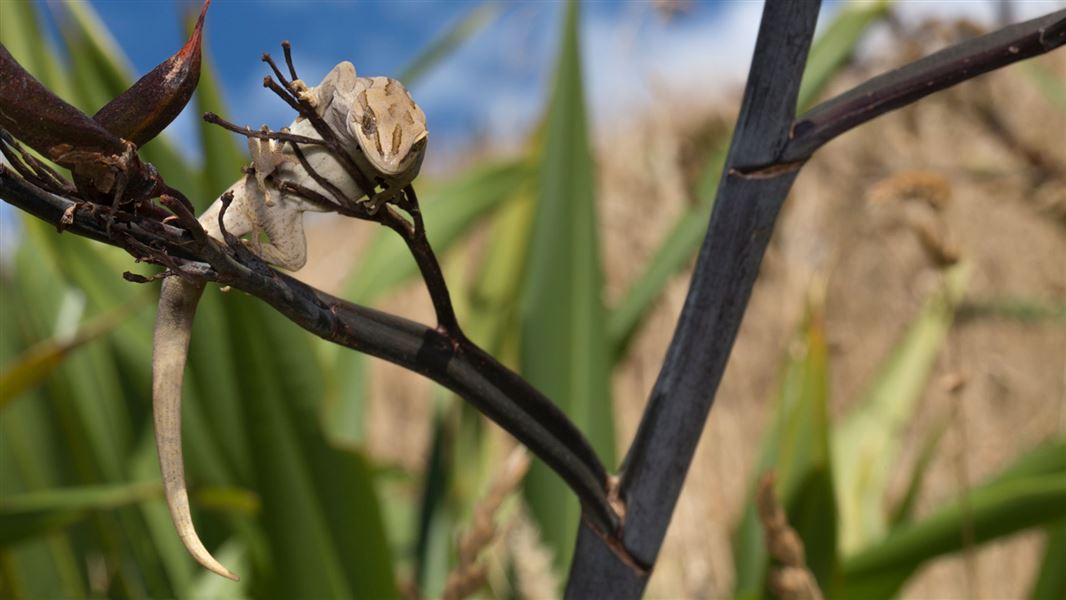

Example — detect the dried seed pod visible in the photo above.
[0,44,158,202]
[93,0,211,147]
[0,44,127,164]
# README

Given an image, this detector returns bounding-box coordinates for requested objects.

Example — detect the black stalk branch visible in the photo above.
[781,8,1066,163]
[387,186,463,339]
[565,4,821,596]
[567,1,1066,597]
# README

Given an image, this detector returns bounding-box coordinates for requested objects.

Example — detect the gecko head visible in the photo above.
[349,76,428,179]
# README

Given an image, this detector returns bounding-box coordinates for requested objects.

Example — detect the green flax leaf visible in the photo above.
[733,293,837,598]
[398,2,499,86]
[520,0,614,575]
[842,466,1066,598]
[834,264,969,554]
[226,297,398,599]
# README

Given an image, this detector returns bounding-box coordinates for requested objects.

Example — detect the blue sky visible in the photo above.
[35,0,747,171]
[21,0,1060,173]
[1,0,1059,254]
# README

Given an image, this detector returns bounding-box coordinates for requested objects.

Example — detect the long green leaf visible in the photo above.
[1031,519,1066,600]
[888,418,949,527]
[982,439,1066,487]
[193,16,248,202]
[413,401,456,598]
[398,2,499,85]
[833,264,969,553]
[607,0,891,357]
[185,32,257,484]
[520,0,614,575]
[0,482,161,547]
[846,440,1066,598]
[466,188,537,354]
[797,0,892,108]
[0,293,149,410]
[226,297,398,599]
[1020,61,1066,114]
[733,294,836,598]
[841,475,1066,598]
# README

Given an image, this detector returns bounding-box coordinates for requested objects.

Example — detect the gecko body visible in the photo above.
[152,61,427,580]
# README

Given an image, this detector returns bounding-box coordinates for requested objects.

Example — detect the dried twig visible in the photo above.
[756,474,824,600]
[442,447,531,600]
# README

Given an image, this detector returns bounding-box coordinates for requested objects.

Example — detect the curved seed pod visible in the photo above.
[0,44,157,201]
[93,0,210,147]
[0,44,127,162]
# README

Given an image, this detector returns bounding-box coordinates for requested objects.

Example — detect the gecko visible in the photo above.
[152,61,427,581]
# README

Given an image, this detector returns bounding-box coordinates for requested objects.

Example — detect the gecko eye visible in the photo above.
[361,115,377,137]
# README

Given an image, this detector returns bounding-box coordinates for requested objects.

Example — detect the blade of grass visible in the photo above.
[1030,519,1066,600]
[957,298,1066,324]
[797,0,892,107]
[888,418,949,527]
[227,297,398,599]
[841,474,1066,598]
[398,2,499,85]
[413,400,456,598]
[1020,61,1066,114]
[981,439,1066,487]
[186,34,257,482]
[733,290,836,598]
[0,482,161,547]
[466,188,537,354]
[833,263,970,554]
[0,293,150,410]
[190,12,248,202]
[520,0,614,575]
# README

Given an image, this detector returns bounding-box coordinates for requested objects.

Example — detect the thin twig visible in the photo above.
[781,9,1066,163]
[388,186,463,339]
[284,139,354,209]
[281,41,299,82]
[261,52,292,90]
[202,112,326,147]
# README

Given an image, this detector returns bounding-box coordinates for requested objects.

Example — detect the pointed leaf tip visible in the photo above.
[181,0,211,60]
[0,44,126,160]
[91,0,211,147]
